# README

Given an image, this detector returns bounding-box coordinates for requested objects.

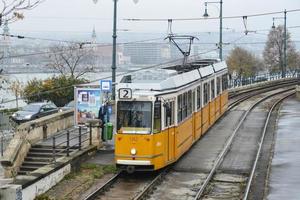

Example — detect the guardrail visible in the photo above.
[51,125,94,162]
[229,71,300,88]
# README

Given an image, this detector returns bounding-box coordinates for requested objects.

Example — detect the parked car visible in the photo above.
[11,101,59,123]
[59,100,74,112]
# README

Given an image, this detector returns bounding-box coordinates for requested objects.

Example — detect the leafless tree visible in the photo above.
[0,0,44,25]
[47,43,96,79]
[263,25,300,74]
[226,46,264,78]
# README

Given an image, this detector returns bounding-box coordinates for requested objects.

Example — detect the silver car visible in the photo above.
[11,102,59,123]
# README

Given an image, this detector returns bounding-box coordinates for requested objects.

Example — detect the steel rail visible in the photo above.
[243,91,295,200]
[133,167,170,200]
[193,87,295,200]
[83,171,122,200]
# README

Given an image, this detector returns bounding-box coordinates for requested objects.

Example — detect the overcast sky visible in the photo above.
[7,0,300,39]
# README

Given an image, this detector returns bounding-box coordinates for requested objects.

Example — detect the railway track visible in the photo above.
[83,171,161,200]
[84,83,297,200]
[193,88,295,200]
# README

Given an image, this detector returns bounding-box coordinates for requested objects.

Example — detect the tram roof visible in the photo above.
[117,60,227,93]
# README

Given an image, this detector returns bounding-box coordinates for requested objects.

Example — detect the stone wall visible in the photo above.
[0,110,74,178]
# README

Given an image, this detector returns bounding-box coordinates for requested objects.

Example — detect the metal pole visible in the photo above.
[219,0,223,61]
[1,136,3,157]
[111,0,117,100]
[52,137,56,162]
[283,9,287,78]
[89,124,92,145]
[79,126,82,150]
[67,131,70,157]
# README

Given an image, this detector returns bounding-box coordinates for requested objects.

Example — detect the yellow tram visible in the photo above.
[115,59,228,172]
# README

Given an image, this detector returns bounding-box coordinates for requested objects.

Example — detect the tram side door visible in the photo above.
[165,101,175,162]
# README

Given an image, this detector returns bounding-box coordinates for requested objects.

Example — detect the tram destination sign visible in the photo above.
[119,88,132,99]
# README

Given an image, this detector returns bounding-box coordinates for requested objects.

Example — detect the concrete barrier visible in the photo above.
[0,110,74,178]
[296,85,300,100]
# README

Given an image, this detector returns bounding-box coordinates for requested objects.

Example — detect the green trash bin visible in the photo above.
[103,122,113,140]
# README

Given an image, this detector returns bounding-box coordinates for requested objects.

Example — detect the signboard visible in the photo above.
[75,88,102,125]
[100,80,112,92]
[119,88,132,99]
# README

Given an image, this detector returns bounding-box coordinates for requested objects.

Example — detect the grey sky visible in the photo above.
[8,0,300,38]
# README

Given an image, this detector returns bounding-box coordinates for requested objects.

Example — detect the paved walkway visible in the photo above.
[267,97,300,200]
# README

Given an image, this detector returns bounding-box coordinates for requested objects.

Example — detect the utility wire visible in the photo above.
[1,33,249,104]
[2,24,300,45]
[0,33,164,45]
[124,9,300,21]
[0,33,83,44]
[0,47,219,105]
[0,37,165,60]
[4,29,280,105]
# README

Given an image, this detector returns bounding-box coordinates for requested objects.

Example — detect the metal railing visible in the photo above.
[228,71,300,89]
[51,125,93,162]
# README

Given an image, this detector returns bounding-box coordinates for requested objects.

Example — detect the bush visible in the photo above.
[23,75,87,107]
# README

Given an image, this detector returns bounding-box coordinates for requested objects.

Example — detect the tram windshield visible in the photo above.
[117,101,152,134]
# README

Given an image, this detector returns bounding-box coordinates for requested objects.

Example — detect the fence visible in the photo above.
[51,125,93,162]
[228,71,300,89]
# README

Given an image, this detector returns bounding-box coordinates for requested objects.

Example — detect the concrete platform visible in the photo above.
[267,97,300,200]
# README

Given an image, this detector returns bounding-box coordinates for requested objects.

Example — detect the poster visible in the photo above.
[75,88,102,125]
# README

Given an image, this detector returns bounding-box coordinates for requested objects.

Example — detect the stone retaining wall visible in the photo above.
[0,110,74,178]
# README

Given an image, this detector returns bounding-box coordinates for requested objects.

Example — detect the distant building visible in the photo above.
[124,43,170,65]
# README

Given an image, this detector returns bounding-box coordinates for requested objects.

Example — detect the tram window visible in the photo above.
[153,100,161,133]
[117,101,152,133]
[203,82,209,105]
[222,74,228,91]
[211,79,215,99]
[197,86,201,109]
[182,92,187,120]
[217,77,221,95]
[177,95,182,123]
[164,101,174,127]
[192,90,196,112]
[187,91,192,116]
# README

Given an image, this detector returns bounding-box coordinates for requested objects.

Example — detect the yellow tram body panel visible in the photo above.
[209,100,216,126]
[175,117,194,159]
[221,91,229,114]
[215,95,221,120]
[194,110,202,140]
[201,104,210,134]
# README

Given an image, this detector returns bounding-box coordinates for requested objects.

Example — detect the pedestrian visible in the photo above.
[98,102,108,141]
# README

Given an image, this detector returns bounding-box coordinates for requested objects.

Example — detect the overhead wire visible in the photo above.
[0,33,253,105]
[0,47,220,105]
[124,9,300,21]
[0,37,166,60]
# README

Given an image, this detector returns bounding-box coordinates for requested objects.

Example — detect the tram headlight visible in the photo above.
[130,148,137,155]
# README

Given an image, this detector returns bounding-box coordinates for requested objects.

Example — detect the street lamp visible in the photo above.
[93,0,138,101]
[271,10,287,78]
[203,0,223,61]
